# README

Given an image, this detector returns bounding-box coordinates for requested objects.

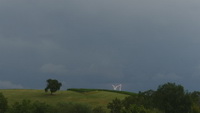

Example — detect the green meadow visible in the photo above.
[0,89,128,108]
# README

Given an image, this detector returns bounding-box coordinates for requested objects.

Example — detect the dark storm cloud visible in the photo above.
[0,0,200,91]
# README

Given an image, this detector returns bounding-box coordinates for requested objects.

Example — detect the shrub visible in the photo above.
[9,100,33,113]
[121,104,147,113]
[9,100,54,113]
[107,98,123,113]
[56,102,92,113]
[0,93,8,113]
[32,101,54,113]
[92,106,106,113]
[191,104,200,113]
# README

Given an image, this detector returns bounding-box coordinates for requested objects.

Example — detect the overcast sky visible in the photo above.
[0,0,200,92]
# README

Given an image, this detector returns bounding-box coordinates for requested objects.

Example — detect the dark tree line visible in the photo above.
[107,82,200,113]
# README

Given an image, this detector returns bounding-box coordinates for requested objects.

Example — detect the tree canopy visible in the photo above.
[107,82,195,113]
[154,82,192,113]
[45,79,62,95]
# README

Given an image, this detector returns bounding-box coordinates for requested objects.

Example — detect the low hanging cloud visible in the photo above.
[40,63,68,75]
[0,81,23,89]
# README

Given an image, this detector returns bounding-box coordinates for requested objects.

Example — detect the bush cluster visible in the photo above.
[0,99,106,113]
[107,82,200,113]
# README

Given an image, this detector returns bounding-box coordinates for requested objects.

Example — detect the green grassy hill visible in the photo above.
[0,89,129,109]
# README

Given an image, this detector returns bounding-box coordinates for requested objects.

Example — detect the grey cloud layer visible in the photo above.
[0,0,200,91]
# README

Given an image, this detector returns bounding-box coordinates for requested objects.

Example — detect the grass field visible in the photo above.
[0,89,129,109]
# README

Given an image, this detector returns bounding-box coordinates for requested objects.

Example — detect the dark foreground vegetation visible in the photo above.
[107,82,200,113]
[0,82,200,113]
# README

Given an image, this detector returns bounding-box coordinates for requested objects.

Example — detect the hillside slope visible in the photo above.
[0,89,128,108]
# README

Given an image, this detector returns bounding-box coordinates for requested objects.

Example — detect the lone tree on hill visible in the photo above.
[45,79,62,95]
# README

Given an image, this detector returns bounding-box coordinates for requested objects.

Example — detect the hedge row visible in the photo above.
[67,88,136,96]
